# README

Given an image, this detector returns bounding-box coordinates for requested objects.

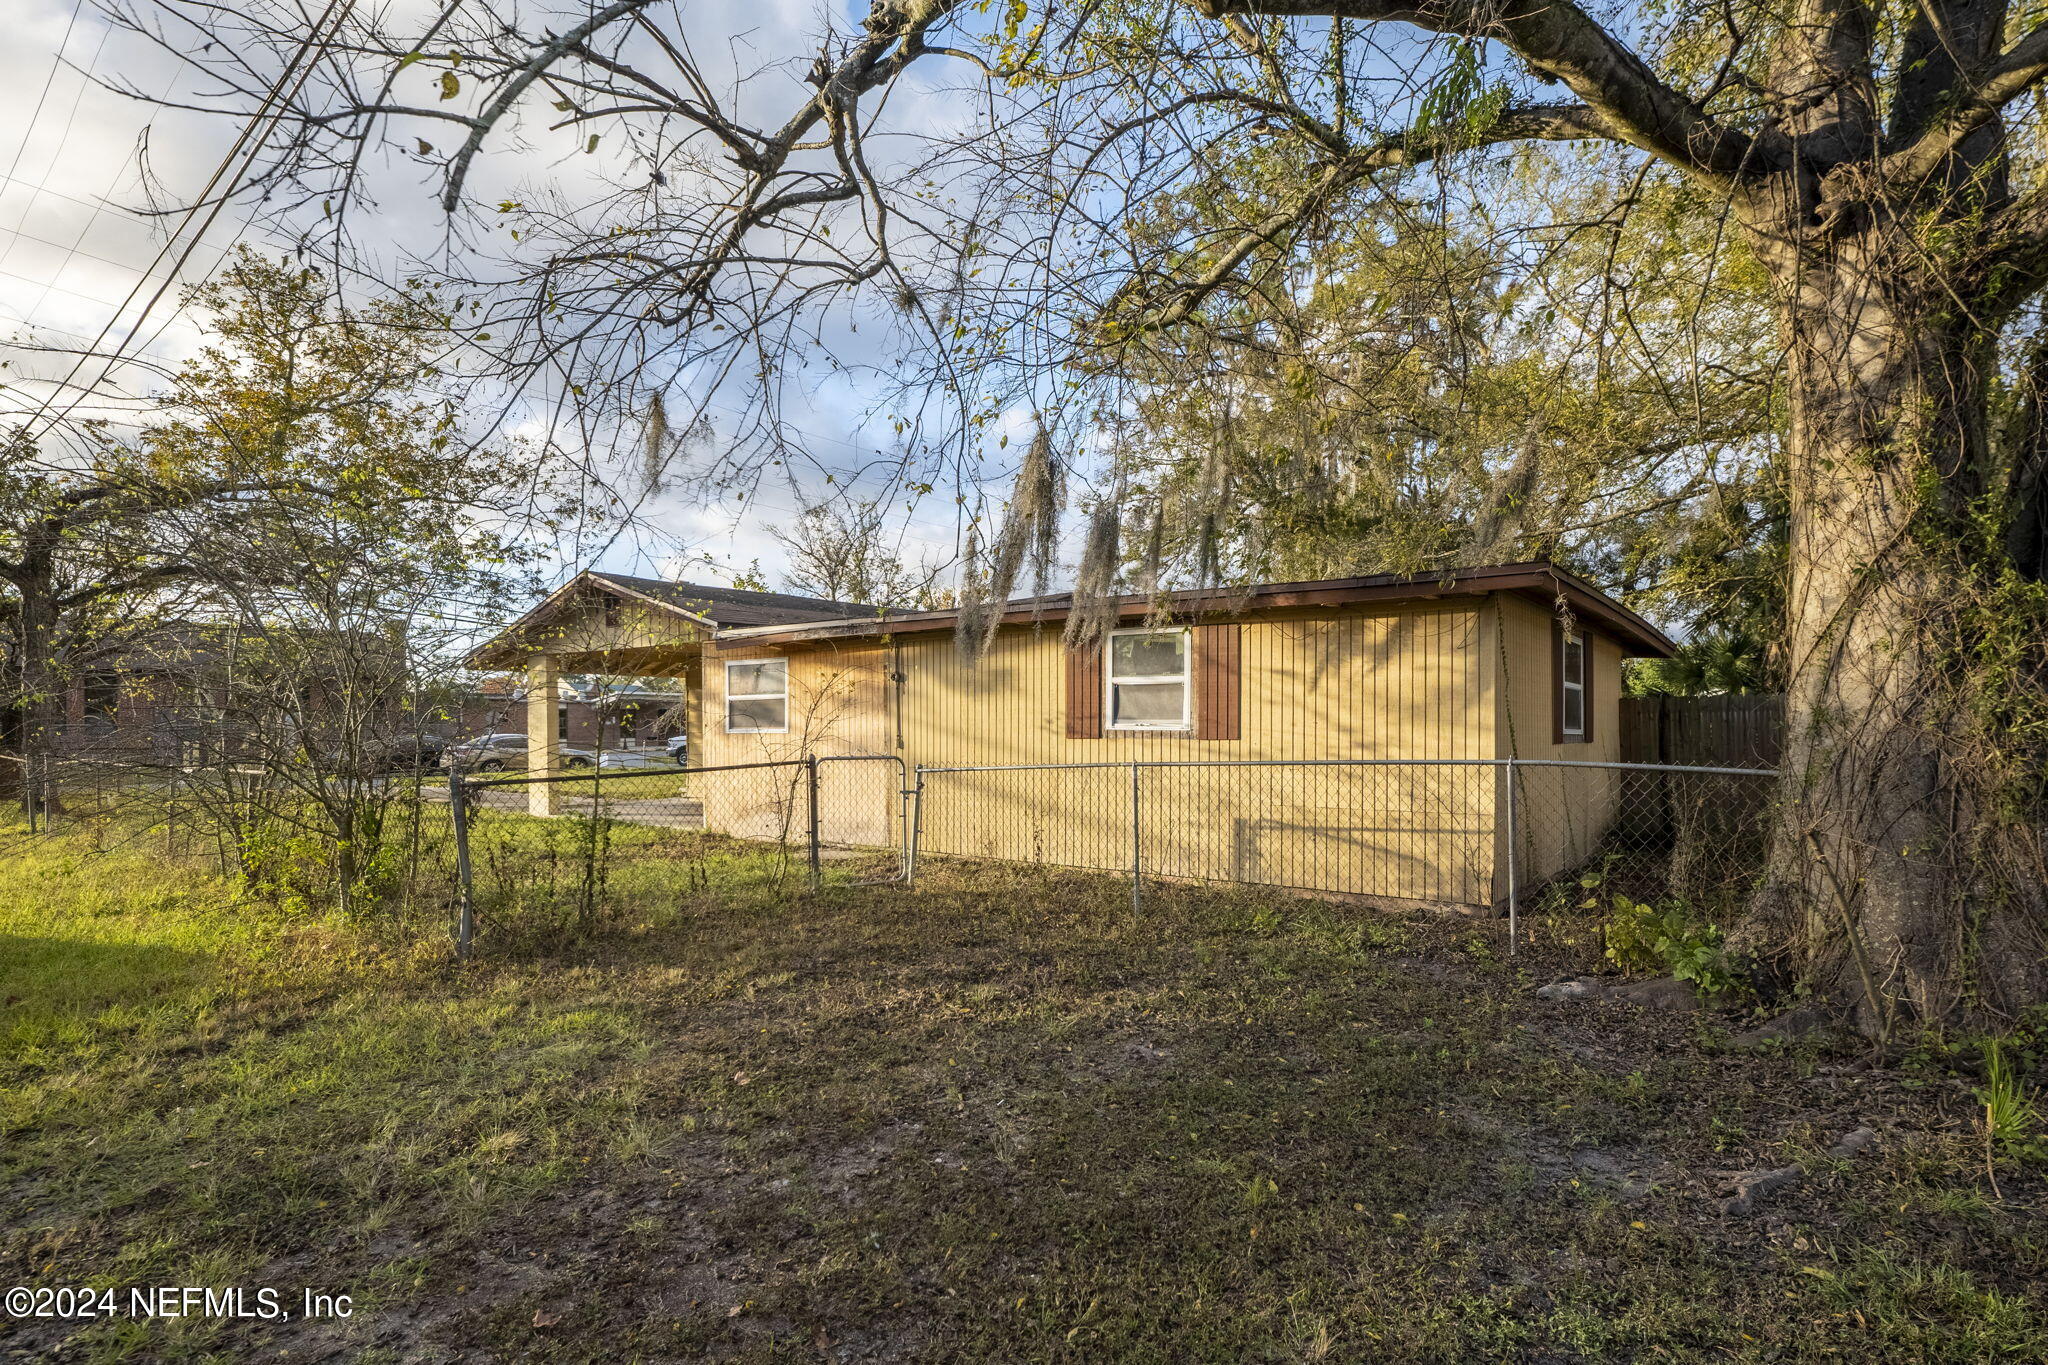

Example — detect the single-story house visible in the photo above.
[467,563,1675,906]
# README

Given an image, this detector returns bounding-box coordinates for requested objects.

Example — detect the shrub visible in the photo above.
[1604,893,1742,997]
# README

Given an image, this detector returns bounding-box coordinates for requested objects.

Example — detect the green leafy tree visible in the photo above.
[152,252,550,911]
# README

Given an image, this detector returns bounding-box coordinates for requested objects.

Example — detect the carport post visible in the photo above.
[525,653,564,817]
[450,770,476,961]
[805,754,822,892]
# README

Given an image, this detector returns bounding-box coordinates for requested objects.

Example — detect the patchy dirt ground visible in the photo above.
[4,849,2044,1362]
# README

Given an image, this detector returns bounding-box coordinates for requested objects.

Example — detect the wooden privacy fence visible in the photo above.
[1620,695,1783,770]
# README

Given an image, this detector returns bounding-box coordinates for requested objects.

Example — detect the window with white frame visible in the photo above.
[724,659,789,733]
[1106,628,1190,730]
[1560,630,1586,738]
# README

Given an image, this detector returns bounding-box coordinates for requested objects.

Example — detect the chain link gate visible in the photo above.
[445,754,914,958]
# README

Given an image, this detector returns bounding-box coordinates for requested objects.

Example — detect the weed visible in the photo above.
[2,817,2044,1362]
[1604,893,1742,996]
[1978,1040,2047,1166]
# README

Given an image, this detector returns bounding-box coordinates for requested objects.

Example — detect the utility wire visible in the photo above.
[0,0,87,208]
[18,0,357,442]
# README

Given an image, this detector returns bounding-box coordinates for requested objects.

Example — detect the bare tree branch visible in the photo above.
[1184,0,1762,179]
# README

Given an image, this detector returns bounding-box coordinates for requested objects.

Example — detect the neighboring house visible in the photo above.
[55,624,412,765]
[471,562,1674,907]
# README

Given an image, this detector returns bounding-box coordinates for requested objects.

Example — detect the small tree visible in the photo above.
[780,499,950,611]
[135,252,548,913]
[0,429,300,813]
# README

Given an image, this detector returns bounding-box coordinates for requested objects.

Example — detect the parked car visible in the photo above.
[369,734,448,773]
[665,733,688,763]
[596,748,681,771]
[441,733,596,773]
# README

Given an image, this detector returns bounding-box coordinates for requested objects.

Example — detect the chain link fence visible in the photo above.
[8,741,1774,960]
[442,755,912,955]
[909,758,1780,947]
[1507,760,1778,926]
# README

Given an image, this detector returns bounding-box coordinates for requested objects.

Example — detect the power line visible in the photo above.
[0,0,88,208]
[19,0,357,441]
[0,17,115,289]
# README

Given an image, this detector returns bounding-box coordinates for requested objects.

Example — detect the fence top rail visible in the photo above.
[1510,758,1778,778]
[914,757,1779,779]
[456,756,807,789]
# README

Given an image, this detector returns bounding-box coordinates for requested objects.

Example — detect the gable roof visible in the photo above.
[464,571,874,669]
[714,561,1677,658]
[591,573,877,626]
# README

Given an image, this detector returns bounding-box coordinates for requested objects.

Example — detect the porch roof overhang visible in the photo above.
[463,571,874,672]
[709,562,1679,659]
[463,577,708,672]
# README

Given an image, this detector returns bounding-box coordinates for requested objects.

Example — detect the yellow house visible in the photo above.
[470,563,1674,908]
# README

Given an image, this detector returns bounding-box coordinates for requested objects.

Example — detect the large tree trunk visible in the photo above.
[1744,214,2048,1030]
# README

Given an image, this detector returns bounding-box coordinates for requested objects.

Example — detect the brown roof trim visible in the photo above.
[710,562,1677,658]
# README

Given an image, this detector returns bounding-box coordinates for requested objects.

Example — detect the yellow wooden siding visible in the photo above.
[598,589,1654,907]
[1491,594,1627,893]
[692,603,1497,902]
[697,642,897,847]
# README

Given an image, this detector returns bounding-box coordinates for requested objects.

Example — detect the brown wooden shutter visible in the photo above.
[1193,623,1242,741]
[1065,644,1103,739]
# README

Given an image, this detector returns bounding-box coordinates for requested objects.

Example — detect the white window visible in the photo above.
[1560,631,1586,738]
[1106,628,1190,731]
[724,659,788,733]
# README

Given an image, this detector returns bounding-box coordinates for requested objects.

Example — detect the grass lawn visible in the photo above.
[1,814,2044,1362]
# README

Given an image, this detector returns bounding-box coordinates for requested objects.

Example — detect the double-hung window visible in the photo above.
[724,659,789,733]
[1559,630,1586,739]
[1106,628,1190,731]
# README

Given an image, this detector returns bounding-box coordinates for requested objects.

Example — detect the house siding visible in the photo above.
[698,641,897,847]
[1491,594,1628,894]
[701,601,1509,904]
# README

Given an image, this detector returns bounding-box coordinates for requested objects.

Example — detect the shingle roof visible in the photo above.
[593,573,875,626]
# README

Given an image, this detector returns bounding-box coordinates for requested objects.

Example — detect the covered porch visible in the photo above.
[463,572,875,816]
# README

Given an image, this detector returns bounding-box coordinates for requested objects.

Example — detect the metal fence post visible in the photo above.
[450,769,476,961]
[906,769,924,885]
[1129,760,1142,913]
[805,753,822,892]
[1503,757,1519,956]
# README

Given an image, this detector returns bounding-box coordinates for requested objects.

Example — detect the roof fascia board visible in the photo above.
[709,565,1675,658]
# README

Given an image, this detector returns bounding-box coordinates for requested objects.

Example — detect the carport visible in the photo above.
[462,573,872,814]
